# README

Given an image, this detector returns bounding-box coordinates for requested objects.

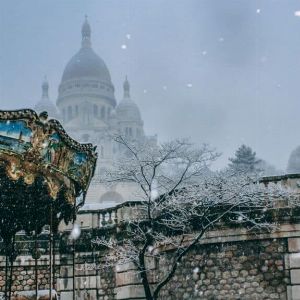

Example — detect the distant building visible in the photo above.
[287,146,300,174]
[34,17,157,208]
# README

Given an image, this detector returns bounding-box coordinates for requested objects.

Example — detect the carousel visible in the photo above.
[0,109,97,299]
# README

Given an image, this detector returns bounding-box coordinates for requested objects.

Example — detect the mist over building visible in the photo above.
[34,17,157,209]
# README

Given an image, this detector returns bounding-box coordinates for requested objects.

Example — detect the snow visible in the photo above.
[70,223,81,240]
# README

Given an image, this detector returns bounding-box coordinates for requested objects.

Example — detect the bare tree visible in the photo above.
[93,136,297,300]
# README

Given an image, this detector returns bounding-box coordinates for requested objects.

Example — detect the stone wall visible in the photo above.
[0,255,58,298]
[158,239,289,300]
[1,235,300,299]
[0,252,116,300]
[57,253,116,300]
[112,223,300,299]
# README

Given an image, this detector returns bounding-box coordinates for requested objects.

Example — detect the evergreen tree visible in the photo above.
[229,144,261,173]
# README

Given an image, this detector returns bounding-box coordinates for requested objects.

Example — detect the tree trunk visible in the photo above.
[140,269,153,300]
[8,236,15,300]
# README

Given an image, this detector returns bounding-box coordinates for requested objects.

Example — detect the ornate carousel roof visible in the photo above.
[0,109,97,241]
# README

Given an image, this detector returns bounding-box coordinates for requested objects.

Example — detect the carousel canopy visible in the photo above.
[0,109,97,242]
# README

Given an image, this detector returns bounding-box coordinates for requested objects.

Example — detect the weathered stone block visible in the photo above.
[116,271,140,287]
[291,270,300,284]
[115,285,145,299]
[288,238,300,252]
[289,253,300,269]
[116,262,136,273]
[291,286,300,300]
[57,277,73,290]
[60,265,73,277]
[60,291,73,300]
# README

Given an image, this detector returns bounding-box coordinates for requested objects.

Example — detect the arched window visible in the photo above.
[93,104,98,117]
[62,108,66,122]
[67,106,72,120]
[101,107,105,119]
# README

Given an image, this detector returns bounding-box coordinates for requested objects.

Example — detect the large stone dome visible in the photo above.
[57,17,116,107]
[61,47,111,82]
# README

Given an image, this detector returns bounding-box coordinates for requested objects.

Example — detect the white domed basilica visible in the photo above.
[34,17,156,208]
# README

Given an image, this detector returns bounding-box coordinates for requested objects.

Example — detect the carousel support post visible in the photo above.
[8,236,15,300]
[72,205,76,300]
[35,230,38,300]
[72,228,76,300]
[52,233,56,292]
[49,203,53,300]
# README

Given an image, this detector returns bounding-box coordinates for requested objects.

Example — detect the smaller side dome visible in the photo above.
[116,77,142,123]
[35,77,58,119]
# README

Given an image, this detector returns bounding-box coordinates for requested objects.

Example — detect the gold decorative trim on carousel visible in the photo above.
[0,109,97,207]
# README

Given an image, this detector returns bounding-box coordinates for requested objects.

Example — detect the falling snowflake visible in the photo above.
[186,83,193,88]
[295,11,300,17]
[70,223,81,240]
[121,44,127,50]
[202,50,207,56]
[219,37,224,42]
[148,246,154,253]
[143,89,147,94]
[126,34,131,40]
[256,8,261,14]
[163,86,167,90]
[193,267,199,273]
[237,216,243,221]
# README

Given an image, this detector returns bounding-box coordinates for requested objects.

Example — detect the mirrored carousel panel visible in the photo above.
[0,109,97,237]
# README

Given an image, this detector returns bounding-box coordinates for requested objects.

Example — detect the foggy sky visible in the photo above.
[1,0,300,171]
